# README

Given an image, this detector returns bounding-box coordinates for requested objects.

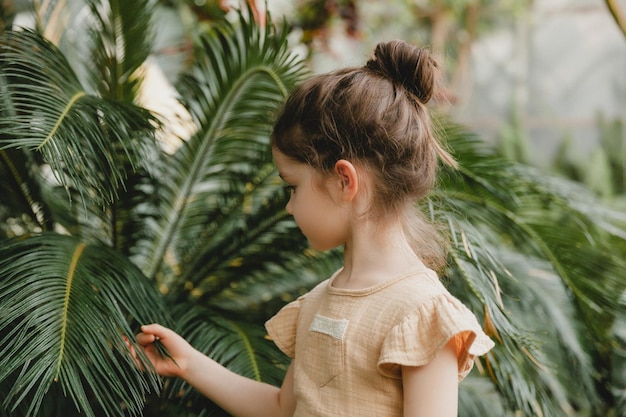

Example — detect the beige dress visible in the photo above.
[265,267,495,417]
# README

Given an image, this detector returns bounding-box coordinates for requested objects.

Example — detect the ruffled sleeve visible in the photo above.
[378,294,494,381]
[264,296,304,359]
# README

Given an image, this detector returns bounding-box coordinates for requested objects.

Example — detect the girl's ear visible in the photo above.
[334,159,359,201]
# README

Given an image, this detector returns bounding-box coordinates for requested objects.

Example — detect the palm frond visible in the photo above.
[441,215,561,416]
[0,147,53,235]
[0,29,158,206]
[177,167,301,290]
[159,304,289,416]
[612,298,626,417]
[0,66,52,234]
[437,120,626,415]
[133,6,307,281]
[0,233,169,417]
[500,250,598,413]
[85,0,156,101]
[442,121,624,315]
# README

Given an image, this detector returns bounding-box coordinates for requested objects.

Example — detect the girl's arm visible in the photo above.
[401,339,459,417]
[135,323,296,417]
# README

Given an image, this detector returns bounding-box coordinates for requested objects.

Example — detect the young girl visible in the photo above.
[135,40,494,417]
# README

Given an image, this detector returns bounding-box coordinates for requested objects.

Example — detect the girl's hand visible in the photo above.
[133,323,196,378]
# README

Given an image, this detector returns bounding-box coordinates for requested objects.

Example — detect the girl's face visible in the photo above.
[272,149,348,251]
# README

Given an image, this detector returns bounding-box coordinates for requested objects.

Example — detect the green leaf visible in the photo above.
[0,233,169,417]
[0,29,158,206]
[86,0,156,101]
[134,7,307,282]
[437,120,626,415]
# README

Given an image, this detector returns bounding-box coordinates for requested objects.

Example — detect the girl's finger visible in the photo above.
[135,332,157,346]
[140,323,174,339]
[123,335,148,370]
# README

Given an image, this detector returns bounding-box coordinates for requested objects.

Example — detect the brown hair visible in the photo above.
[272,40,456,271]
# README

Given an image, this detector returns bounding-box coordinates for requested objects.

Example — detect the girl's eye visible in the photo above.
[284,185,296,195]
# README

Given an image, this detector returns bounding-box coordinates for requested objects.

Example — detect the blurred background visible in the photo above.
[266,0,626,171]
[263,0,626,197]
[7,0,624,192]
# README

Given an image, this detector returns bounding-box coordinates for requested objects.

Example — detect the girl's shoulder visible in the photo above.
[381,267,449,305]
[378,270,495,379]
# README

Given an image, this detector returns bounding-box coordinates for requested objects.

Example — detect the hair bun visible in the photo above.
[366,40,437,104]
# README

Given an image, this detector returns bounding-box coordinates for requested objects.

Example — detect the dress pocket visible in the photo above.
[302,314,347,386]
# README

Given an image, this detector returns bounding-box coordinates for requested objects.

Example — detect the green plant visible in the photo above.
[0,1,317,416]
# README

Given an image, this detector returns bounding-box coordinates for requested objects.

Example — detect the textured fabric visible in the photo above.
[265,267,495,417]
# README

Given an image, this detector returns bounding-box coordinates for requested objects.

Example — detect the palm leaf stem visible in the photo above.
[146,63,290,280]
[53,241,85,381]
[228,320,261,381]
[37,91,86,151]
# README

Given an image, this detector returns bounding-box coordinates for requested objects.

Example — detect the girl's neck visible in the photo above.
[333,221,425,290]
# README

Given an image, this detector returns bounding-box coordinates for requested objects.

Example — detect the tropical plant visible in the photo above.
[496,107,626,417]
[1,1,625,417]
[436,125,626,416]
[553,115,625,203]
[0,1,317,416]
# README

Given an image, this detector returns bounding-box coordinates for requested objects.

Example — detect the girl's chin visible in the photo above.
[306,240,340,253]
